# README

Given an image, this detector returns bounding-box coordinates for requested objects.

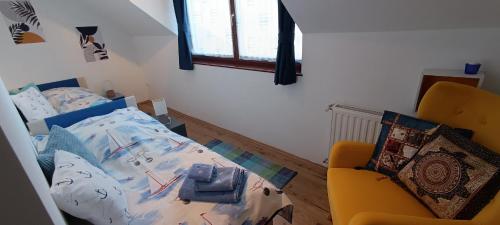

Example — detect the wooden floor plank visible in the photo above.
[138,102,332,225]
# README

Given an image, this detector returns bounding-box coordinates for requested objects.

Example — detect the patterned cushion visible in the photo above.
[51,150,131,225]
[367,111,474,176]
[396,125,500,219]
[367,111,438,176]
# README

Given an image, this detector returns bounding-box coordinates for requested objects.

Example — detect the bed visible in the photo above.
[10,77,118,135]
[30,95,294,224]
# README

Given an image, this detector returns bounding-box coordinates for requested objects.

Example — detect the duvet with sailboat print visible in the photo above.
[66,107,293,225]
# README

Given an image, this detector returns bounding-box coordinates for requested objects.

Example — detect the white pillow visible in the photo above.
[10,87,58,121]
[50,150,131,225]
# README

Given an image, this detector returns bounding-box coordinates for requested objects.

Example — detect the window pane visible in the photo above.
[295,25,303,61]
[234,0,278,61]
[235,0,302,62]
[186,0,233,57]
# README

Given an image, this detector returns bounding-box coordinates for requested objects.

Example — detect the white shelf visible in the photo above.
[422,69,484,80]
[414,69,486,111]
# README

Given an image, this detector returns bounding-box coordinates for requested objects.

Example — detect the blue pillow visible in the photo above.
[37,125,102,182]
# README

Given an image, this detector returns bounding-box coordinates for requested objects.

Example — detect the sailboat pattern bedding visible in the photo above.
[65,107,293,225]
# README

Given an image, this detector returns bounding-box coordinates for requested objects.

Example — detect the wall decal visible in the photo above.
[76,26,109,62]
[0,1,45,45]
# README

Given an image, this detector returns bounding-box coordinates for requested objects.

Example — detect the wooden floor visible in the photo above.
[139,102,332,225]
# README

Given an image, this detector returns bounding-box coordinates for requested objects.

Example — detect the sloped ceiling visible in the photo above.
[77,0,173,36]
[283,0,500,33]
[129,0,178,35]
[77,0,500,35]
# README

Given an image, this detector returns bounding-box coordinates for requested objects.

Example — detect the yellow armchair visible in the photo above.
[326,82,500,225]
[328,141,375,169]
[349,212,477,225]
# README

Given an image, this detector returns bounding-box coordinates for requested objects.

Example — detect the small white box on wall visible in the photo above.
[152,98,168,116]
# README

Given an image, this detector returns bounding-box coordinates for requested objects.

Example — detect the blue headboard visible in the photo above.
[36,78,81,91]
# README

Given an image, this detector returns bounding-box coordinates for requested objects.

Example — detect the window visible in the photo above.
[186,0,303,74]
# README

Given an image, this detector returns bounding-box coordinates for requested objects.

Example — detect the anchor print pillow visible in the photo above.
[50,150,131,225]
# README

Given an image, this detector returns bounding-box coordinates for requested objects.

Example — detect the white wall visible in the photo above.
[0,0,149,101]
[135,28,500,164]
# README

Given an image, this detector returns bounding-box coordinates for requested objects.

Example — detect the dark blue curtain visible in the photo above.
[173,0,194,70]
[274,0,296,85]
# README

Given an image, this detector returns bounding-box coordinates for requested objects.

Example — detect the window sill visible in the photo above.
[192,56,302,76]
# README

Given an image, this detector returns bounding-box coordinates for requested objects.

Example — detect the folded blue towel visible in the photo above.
[179,170,247,203]
[195,167,240,192]
[188,164,215,182]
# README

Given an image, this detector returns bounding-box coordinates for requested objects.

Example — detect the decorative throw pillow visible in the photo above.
[37,125,102,181]
[367,111,474,176]
[51,150,131,225]
[367,111,440,175]
[10,86,58,122]
[396,125,499,219]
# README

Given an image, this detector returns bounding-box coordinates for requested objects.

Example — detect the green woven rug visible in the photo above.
[205,139,297,189]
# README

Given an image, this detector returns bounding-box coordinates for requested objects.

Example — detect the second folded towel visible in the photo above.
[195,167,241,192]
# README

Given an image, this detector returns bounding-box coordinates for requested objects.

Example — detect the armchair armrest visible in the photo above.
[328,141,375,168]
[349,212,476,225]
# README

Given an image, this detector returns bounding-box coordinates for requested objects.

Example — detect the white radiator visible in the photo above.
[324,104,383,164]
